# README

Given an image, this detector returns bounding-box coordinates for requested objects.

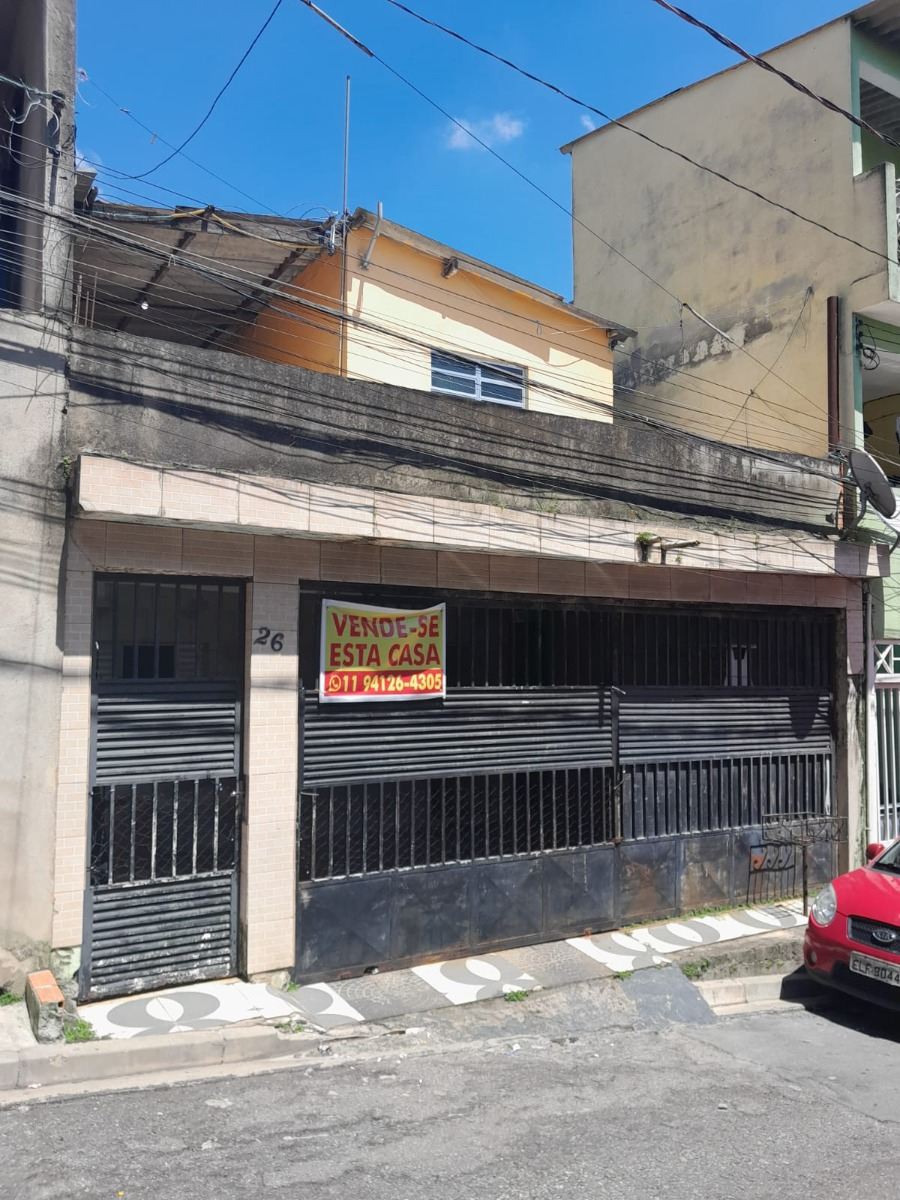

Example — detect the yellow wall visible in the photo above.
[234,226,613,423]
[342,229,612,422]
[233,250,342,375]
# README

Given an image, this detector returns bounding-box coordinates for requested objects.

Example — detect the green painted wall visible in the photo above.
[853,31,900,173]
[858,313,900,637]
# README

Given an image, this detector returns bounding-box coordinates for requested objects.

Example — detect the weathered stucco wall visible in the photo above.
[0,314,67,981]
[231,248,342,376]
[67,328,842,536]
[567,18,891,458]
[0,0,74,986]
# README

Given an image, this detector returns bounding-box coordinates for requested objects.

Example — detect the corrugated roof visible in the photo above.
[73,204,333,348]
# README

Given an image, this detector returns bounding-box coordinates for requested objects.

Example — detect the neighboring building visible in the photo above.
[562,0,900,847]
[0,0,74,986]
[0,0,878,1003]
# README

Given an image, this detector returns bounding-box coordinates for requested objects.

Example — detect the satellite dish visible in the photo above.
[847,449,897,519]
[843,448,900,553]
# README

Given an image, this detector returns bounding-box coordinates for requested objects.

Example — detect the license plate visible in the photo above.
[849,951,900,987]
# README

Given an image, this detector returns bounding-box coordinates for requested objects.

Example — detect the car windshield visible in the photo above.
[873,839,900,872]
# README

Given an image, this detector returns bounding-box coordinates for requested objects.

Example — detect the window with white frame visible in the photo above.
[430,350,526,407]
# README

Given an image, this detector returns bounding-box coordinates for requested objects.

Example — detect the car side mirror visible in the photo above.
[866,842,885,862]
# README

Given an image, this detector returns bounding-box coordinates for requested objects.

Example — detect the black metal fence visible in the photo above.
[298,766,618,882]
[625,752,833,840]
[297,751,833,883]
[89,775,240,887]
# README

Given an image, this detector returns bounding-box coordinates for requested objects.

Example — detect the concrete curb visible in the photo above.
[696,969,823,1012]
[0,1023,321,1093]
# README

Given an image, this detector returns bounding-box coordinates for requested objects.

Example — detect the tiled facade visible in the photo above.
[52,455,871,976]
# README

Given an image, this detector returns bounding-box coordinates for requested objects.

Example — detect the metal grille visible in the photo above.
[619,692,832,760]
[876,682,900,841]
[94,684,239,783]
[85,877,235,998]
[89,775,240,887]
[302,687,611,785]
[298,591,835,886]
[848,915,900,953]
[302,593,834,692]
[94,576,243,683]
[624,753,832,840]
[298,766,617,881]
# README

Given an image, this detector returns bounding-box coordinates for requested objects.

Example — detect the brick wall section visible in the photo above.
[51,518,866,974]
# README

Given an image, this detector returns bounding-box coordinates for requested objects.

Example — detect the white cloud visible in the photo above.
[448,112,525,151]
[580,114,596,132]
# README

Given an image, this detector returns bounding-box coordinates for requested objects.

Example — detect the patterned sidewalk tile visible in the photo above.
[413,954,535,1005]
[77,900,807,1037]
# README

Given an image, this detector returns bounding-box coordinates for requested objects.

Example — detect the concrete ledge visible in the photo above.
[696,969,824,1012]
[2,1023,315,1092]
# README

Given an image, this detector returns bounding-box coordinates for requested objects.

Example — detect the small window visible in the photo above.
[431,351,525,407]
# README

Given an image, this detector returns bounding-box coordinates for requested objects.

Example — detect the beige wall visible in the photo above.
[48,455,876,980]
[568,18,893,457]
[233,227,615,423]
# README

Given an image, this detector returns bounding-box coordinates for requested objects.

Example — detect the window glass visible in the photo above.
[431,350,525,406]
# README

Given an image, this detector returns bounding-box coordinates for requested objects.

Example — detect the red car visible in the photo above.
[804,837,900,1008]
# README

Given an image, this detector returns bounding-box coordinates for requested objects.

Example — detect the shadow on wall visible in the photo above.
[67,332,840,533]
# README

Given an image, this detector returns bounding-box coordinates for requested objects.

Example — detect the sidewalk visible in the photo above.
[0,899,807,1095]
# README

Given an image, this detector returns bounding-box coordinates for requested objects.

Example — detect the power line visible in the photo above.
[60,190,847,448]
[0,214,852,543]
[648,0,900,151]
[303,1,838,423]
[50,193,844,486]
[125,0,286,181]
[78,71,279,214]
[379,0,897,274]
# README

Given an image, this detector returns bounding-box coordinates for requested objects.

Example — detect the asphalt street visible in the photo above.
[3,991,900,1200]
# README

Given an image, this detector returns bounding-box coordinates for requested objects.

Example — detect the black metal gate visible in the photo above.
[295,590,836,982]
[81,577,245,1000]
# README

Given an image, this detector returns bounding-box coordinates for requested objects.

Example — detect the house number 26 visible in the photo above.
[254,627,284,651]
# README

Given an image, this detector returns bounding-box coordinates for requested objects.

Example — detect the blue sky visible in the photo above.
[76,1,853,297]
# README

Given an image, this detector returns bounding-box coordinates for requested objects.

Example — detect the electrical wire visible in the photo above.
[379,0,897,275]
[44,199,848,486]
[78,71,279,214]
[0,174,850,467]
[1,233,855,558]
[53,154,842,446]
[62,208,834,453]
[302,2,856,428]
[648,0,900,152]
[59,196,848,449]
[124,0,286,181]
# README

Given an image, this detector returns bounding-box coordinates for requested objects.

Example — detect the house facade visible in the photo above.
[563,0,900,847]
[0,0,877,1002]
